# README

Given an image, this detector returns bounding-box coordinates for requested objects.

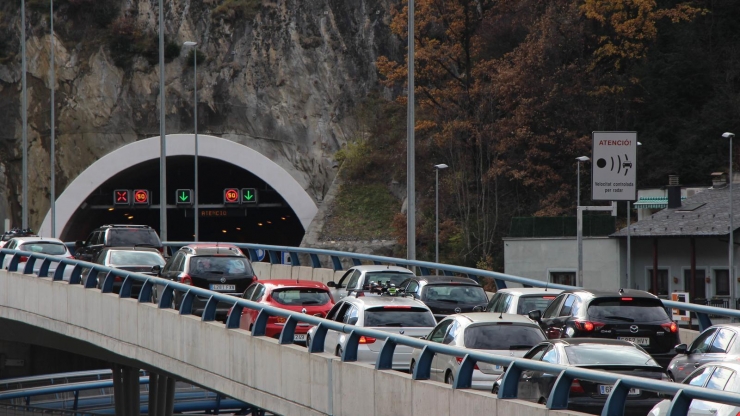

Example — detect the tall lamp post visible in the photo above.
[723,132,735,306]
[50,0,56,237]
[576,156,590,286]
[21,0,28,230]
[183,41,198,241]
[407,0,416,266]
[434,164,448,264]
[158,0,167,241]
[626,141,642,289]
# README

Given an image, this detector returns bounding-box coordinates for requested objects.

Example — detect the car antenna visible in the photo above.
[545,280,549,292]
[499,309,503,319]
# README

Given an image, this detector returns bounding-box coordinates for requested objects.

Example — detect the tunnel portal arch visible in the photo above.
[39,134,318,239]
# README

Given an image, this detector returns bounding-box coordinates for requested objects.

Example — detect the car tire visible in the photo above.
[409,360,416,375]
[492,384,499,395]
[538,397,547,405]
[445,372,454,385]
[336,346,343,358]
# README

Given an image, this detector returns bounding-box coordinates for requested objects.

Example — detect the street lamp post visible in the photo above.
[723,132,735,306]
[407,0,416,266]
[50,0,56,237]
[158,0,167,241]
[434,164,448,264]
[21,0,28,230]
[183,41,198,241]
[576,156,590,286]
[626,141,642,289]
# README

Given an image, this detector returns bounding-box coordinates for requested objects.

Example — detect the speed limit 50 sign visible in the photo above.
[592,131,637,201]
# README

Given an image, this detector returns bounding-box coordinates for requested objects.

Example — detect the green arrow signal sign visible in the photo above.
[176,189,193,205]
[241,188,258,204]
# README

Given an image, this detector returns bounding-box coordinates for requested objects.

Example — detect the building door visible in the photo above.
[684,269,707,301]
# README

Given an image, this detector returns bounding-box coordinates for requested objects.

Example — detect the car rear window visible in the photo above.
[423,284,488,303]
[363,272,413,288]
[564,345,657,366]
[587,297,670,322]
[190,256,254,275]
[19,242,67,256]
[107,229,161,247]
[109,251,165,266]
[516,295,558,315]
[463,324,546,350]
[364,307,437,327]
[271,288,331,306]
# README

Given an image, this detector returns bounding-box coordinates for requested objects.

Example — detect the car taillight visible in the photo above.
[571,379,584,394]
[359,336,376,344]
[661,322,678,333]
[158,247,164,254]
[573,320,605,332]
[19,256,28,262]
[455,357,480,370]
[115,276,123,282]
[179,274,192,285]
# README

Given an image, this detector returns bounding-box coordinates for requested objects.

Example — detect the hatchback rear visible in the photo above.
[421,283,489,320]
[360,305,437,369]
[186,255,256,316]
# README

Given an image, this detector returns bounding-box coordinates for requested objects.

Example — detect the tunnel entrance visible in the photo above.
[62,155,305,245]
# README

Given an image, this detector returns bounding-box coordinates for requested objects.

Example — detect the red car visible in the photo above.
[236,280,335,344]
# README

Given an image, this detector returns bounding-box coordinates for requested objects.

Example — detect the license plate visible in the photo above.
[618,337,650,346]
[294,334,307,341]
[599,385,640,395]
[209,284,236,291]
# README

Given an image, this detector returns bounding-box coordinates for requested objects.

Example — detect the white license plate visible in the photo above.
[294,334,307,341]
[599,385,640,395]
[618,337,650,346]
[210,284,236,291]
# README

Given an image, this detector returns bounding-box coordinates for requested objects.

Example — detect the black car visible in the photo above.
[397,275,489,321]
[156,243,256,320]
[528,289,679,368]
[82,246,167,296]
[74,225,163,262]
[493,338,668,415]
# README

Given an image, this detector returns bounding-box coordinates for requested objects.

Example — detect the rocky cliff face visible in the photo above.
[0,0,400,230]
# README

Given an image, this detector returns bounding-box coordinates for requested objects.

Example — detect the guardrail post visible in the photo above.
[375,339,397,370]
[465,273,480,284]
[23,255,36,274]
[101,271,116,293]
[158,284,175,309]
[52,262,67,281]
[497,362,522,399]
[225,305,243,329]
[342,331,361,362]
[666,389,691,416]
[179,290,195,316]
[251,309,270,336]
[138,280,154,303]
[546,369,574,410]
[85,269,99,289]
[411,345,434,380]
[202,296,218,322]
[38,258,52,278]
[419,266,431,275]
[278,316,298,344]
[331,256,342,271]
[247,248,258,262]
[308,322,329,353]
[453,354,477,389]
[120,275,134,298]
[601,379,629,416]
[268,250,280,264]
[351,258,362,266]
[309,254,321,268]
[442,269,454,277]
[7,254,21,272]
[372,260,381,265]
[697,312,712,332]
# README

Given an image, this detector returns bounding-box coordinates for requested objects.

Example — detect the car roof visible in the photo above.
[560,288,658,299]
[342,295,430,309]
[456,312,538,324]
[414,275,481,285]
[349,265,414,273]
[546,338,638,347]
[101,246,162,253]
[257,280,330,290]
[182,245,245,256]
[9,237,65,244]
[495,288,564,296]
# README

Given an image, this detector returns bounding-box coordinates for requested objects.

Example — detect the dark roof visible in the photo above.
[562,288,658,299]
[612,185,738,238]
[416,275,480,285]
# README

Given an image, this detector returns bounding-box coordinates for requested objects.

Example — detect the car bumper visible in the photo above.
[470,371,500,391]
[357,349,412,371]
[568,396,662,414]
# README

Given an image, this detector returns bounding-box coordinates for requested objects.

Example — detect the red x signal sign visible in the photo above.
[114,189,130,205]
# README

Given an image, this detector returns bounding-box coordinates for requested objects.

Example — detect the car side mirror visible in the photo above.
[326,281,336,288]
[151,265,162,276]
[675,343,688,354]
[528,310,542,322]
[420,335,427,340]
[472,305,484,312]
[75,240,84,248]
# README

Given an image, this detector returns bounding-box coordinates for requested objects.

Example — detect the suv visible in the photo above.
[529,289,679,368]
[157,243,256,320]
[397,275,489,321]
[74,225,163,262]
[326,265,415,301]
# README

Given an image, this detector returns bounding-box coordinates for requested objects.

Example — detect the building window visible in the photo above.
[648,269,669,296]
[683,269,706,300]
[715,269,730,296]
[550,272,575,286]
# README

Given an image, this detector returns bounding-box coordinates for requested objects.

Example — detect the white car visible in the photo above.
[2,236,74,280]
[306,294,436,370]
[410,313,546,390]
[326,265,415,301]
[486,288,563,315]
[649,362,740,416]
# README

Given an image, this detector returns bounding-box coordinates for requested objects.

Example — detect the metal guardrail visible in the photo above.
[2,245,739,416]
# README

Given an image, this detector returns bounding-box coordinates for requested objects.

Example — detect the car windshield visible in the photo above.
[107,229,161,247]
[422,284,488,303]
[587,297,669,322]
[564,345,658,366]
[363,272,413,288]
[19,242,67,256]
[271,288,331,306]
[364,307,437,327]
[463,324,546,350]
[190,256,254,275]
[516,295,558,315]
[109,251,165,266]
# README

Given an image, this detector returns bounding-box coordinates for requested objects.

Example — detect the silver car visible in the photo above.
[326,265,415,301]
[409,313,546,390]
[649,362,740,416]
[667,323,740,382]
[486,288,563,315]
[2,236,74,280]
[306,294,436,370]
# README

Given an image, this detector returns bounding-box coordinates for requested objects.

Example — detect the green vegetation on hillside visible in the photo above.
[321,183,401,241]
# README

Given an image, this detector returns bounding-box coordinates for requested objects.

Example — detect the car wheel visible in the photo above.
[409,360,416,375]
[336,346,343,358]
[445,372,454,385]
[538,397,547,405]
[492,384,499,395]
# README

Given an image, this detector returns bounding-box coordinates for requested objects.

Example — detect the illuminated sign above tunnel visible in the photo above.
[224,188,240,204]
[133,189,150,205]
[114,189,130,205]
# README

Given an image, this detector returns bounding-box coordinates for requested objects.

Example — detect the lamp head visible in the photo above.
[575,156,590,162]
[434,164,449,170]
[723,132,735,139]
[183,41,198,47]
[637,142,642,146]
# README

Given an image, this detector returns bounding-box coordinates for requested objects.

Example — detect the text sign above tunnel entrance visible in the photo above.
[592,131,637,201]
